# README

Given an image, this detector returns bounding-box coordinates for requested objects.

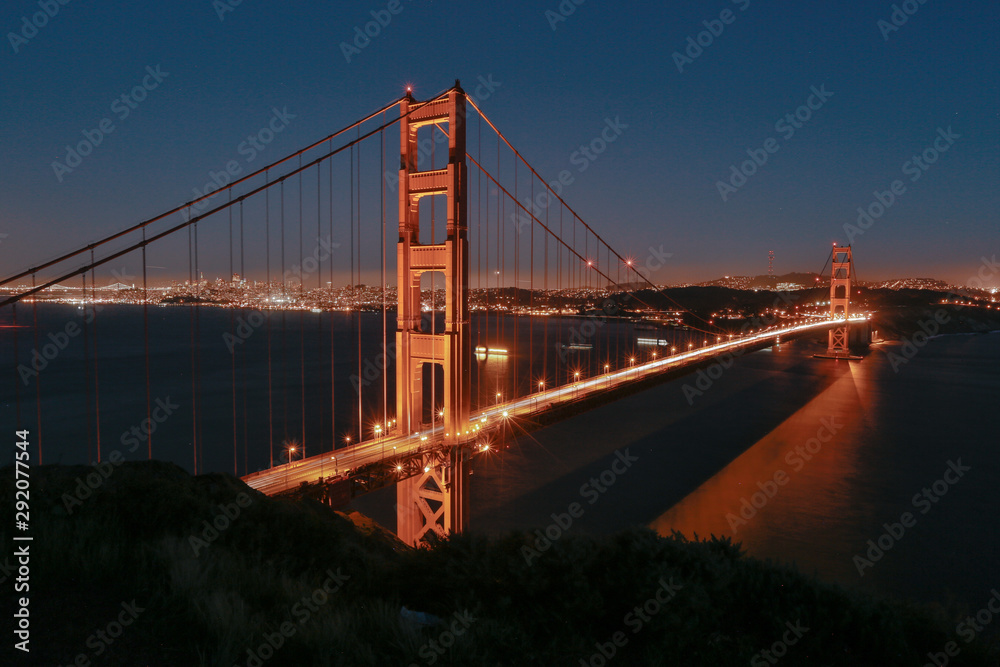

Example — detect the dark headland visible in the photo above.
[2,461,997,666]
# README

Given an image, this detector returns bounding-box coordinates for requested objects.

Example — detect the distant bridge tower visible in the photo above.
[827,244,852,356]
[394,84,472,545]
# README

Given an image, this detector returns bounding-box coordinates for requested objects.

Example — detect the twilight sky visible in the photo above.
[2,0,998,287]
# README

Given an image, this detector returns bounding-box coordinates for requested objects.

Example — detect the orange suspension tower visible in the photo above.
[394,84,472,545]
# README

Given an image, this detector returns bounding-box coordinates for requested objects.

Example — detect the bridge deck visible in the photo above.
[242,317,865,496]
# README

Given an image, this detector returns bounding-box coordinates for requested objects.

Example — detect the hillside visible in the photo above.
[2,462,997,665]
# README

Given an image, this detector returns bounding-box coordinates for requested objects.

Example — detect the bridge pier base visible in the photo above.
[396,447,469,546]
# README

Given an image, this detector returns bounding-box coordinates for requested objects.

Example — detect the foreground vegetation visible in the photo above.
[2,462,997,666]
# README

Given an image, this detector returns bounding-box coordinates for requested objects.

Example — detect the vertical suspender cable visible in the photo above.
[299,157,306,454]
[188,218,195,472]
[240,200,248,474]
[495,134,500,369]
[90,251,101,463]
[431,135,436,430]
[350,142,358,441]
[30,274,42,463]
[529,174,534,391]
[281,181,288,446]
[194,218,203,472]
[81,275,91,462]
[614,245,619,367]
[513,160,519,399]
[329,140,336,447]
[143,228,152,460]
[12,302,22,433]
[316,160,324,455]
[559,205,564,385]
[230,192,238,474]
[543,184,549,386]
[266,174,274,469]
[500,144,505,360]
[196,218,204,472]
[380,115,387,438]
[476,112,482,395]
[356,131,363,442]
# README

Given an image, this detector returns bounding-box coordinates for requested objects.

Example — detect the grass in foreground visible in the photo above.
[1,461,996,666]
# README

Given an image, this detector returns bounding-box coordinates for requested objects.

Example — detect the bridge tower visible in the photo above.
[395,84,472,545]
[827,244,852,356]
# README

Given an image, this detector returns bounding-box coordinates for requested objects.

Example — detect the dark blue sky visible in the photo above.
[2,0,997,286]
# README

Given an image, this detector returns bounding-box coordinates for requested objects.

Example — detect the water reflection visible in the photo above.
[651,359,876,582]
[475,344,511,408]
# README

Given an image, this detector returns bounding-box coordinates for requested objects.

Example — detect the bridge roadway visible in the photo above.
[242,316,866,495]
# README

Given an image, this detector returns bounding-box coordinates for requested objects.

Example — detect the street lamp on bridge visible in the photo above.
[284,444,297,486]
[322,454,337,479]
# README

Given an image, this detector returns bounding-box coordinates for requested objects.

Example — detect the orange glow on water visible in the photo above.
[650,361,875,577]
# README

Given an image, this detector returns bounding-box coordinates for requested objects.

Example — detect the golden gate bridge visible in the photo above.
[1,81,867,545]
